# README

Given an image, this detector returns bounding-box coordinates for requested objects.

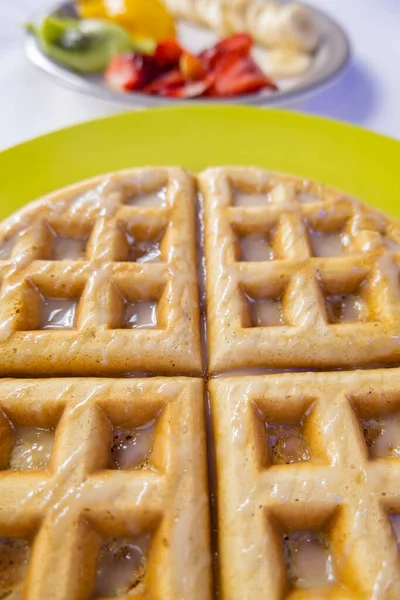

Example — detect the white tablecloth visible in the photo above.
[1,0,399,150]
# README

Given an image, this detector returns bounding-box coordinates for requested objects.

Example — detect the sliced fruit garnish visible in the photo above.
[154,38,183,67]
[179,51,206,81]
[26,15,133,73]
[77,0,176,42]
[143,69,185,94]
[104,33,278,98]
[163,80,213,98]
[200,33,253,69]
[105,53,158,91]
[209,52,277,97]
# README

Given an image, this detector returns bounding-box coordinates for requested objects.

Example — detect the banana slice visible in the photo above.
[283,3,319,52]
[163,0,195,21]
[220,0,248,35]
[194,0,223,29]
[246,2,319,53]
[162,0,320,53]
[262,48,312,78]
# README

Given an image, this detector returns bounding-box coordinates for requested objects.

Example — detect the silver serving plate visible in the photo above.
[25,1,350,107]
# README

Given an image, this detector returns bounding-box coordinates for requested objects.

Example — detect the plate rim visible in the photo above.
[1,104,397,155]
[24,0,351,108]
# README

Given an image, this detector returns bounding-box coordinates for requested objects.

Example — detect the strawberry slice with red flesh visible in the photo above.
[161,77,214,98]
[144,70,213,98]
[143,70,186,94]
[208,52,277,97]
[154,39,183,68]
[105,54,158,91]
[200,33,252,69]
[143,60,211,97]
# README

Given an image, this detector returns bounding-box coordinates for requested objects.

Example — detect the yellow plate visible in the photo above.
[0,105,399,221]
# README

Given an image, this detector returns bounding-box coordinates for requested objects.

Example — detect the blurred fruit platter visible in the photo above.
[25,0,350,105]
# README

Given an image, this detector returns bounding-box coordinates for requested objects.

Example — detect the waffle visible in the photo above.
[0,168,202,376]
[199,167,400,374]
[3,166,400,599]
[0,376,210,599]
[210,369,400,600]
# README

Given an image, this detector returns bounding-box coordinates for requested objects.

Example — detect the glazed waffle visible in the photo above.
[0,167,201,376]
[199,167,400,373]
[210,369,400,600]
[0,377,210,599]
[3,166,400,600]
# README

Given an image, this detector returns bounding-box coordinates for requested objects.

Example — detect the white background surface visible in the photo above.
[0,0,400,151]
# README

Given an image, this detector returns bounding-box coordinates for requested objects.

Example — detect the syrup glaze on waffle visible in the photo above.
[3,167,400,599]
[3,166,400,375]
[0,168,201,376]
[0,377,210,599]
[199,167,400,373]
[210,370,400,600]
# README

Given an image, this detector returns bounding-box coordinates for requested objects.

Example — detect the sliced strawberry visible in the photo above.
[213,33,253,55]
[209,71,272,96]
[154,39,183,68]
[106,34,278,99]
[162,77,214,98]
[144,67,213,97]
[209,52,277,97]
[106,54,158,91]
[143,70,185,94]
[200,33,253,69]
[179,51,206,81]
[106,55,138,91]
